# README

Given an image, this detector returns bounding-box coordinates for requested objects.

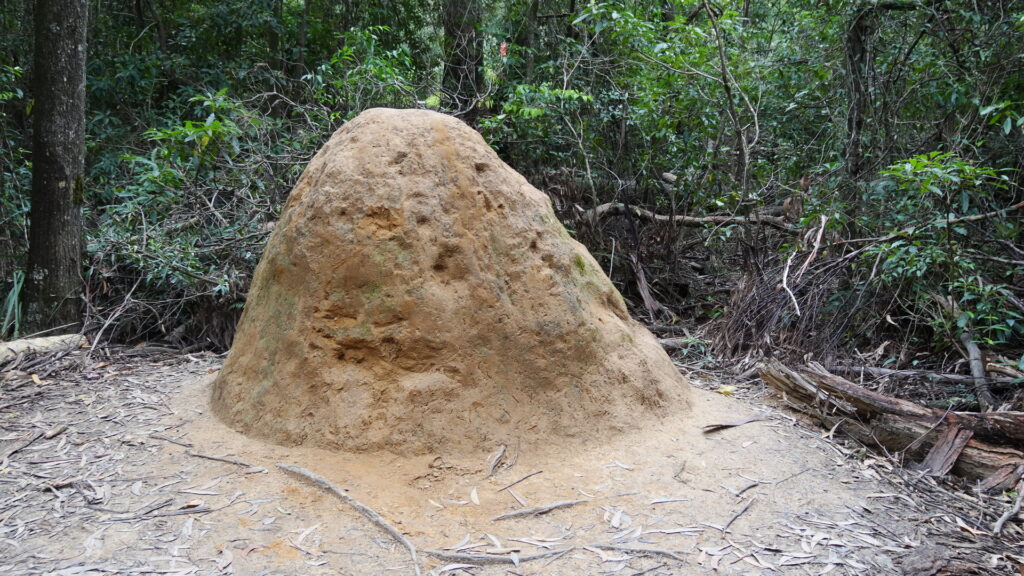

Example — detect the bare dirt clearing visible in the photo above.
[1,352,1019,575]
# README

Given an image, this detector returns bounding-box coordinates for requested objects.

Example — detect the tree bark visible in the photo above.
[826,364,1021,387]
[843,2,920,179]
[758,360,1024,490]
[291,0,309,80]
[583,202,794,231]
[960,329,995,411]
[844,7,876,180]
[442,0,483,123]
[266,0,283,72]
[25,0,87,332]
[513,0,539,82]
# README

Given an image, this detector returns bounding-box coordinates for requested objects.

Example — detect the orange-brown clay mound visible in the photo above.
[211,108,689,457]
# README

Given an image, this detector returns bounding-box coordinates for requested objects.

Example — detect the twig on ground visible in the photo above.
[491,499,587,521]
[595,544,687,563]
[485,444,506,478]
[496,470,542,492]
[186,450,248,467]
[423,548,570,565]
[150,434,193,448]
[992,477,1024,535]
[0,430,43,462]
[722,498,755,532]
[630,562,667,576]
[277,463,420,576]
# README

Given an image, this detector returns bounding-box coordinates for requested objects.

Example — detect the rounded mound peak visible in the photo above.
[212,108,689,457]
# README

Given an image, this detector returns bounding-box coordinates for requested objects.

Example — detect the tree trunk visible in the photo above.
[514,0,539,82]
[266,0,283,72]
[843,2,919,180]
[291,0,309,80]
[844,8,876,180]
[442,0,483,123]
[25,0,87,332]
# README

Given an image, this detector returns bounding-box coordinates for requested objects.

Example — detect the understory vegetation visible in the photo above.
[1,1,1022,407]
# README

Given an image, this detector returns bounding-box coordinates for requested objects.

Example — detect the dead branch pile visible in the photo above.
[758,360,1024,492]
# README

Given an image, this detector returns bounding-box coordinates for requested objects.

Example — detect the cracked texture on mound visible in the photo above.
[211,108,689,456]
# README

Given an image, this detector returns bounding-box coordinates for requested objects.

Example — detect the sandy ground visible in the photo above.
[0,353,951,575]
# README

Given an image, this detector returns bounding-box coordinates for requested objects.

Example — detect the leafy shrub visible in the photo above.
[85,88,323,346]
[858,152,1022,347]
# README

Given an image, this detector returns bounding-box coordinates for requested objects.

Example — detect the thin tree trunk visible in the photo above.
[521,0,538,82]
[291,0,309,80]
[25,0,87,332]
[703,0,751,198]
[843,2,918,180]
[844,8,875,180]
[442,0,483,123]
[266,0,283,72]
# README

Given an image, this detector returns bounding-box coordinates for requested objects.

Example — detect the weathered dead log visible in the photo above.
[583,202,795,231]
[827,364,1021,387]
[659,337,695,351]
[758,360,1024,490]
[797,362,1024,446]
[1,334,86,364]
[960,329,995,410]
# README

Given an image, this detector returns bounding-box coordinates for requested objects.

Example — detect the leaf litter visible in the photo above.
[1,349,1020,575]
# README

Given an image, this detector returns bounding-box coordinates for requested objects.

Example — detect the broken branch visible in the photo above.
[278,463,420,576]
[583,203,794,231]
[491,499,587,521]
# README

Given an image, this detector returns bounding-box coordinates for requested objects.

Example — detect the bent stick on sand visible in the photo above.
[277,463,421,576]
[424,548,572,565]
[491,499,588,521]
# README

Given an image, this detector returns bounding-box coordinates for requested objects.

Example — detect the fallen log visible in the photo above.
[582,202,795,231]
[1,334,86,365]
[659,337,696,351]
[826,364,1021,387]
[758,360,1024,490]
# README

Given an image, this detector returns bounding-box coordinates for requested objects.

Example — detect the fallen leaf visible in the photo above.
[611,508,623,529]
[702,413,768,434]
[443,534,471,550]
[216,549,233,570]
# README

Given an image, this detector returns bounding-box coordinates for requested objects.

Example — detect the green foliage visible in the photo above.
[0,64,22,102]
[84,86,325,343]
[143,90,244,172]
[1,269,23,339]
[1,0,1021,362]
[0,64,29,291]
[860,153,1021,345]
[306,27,420,116]
[980,101,1024,137]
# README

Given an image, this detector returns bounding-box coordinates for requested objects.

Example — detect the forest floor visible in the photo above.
[0,350,1020,575]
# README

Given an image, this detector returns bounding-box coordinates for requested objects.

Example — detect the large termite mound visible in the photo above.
[211,108,689,456]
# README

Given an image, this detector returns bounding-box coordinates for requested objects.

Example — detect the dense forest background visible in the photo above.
[1,0,1022,407]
